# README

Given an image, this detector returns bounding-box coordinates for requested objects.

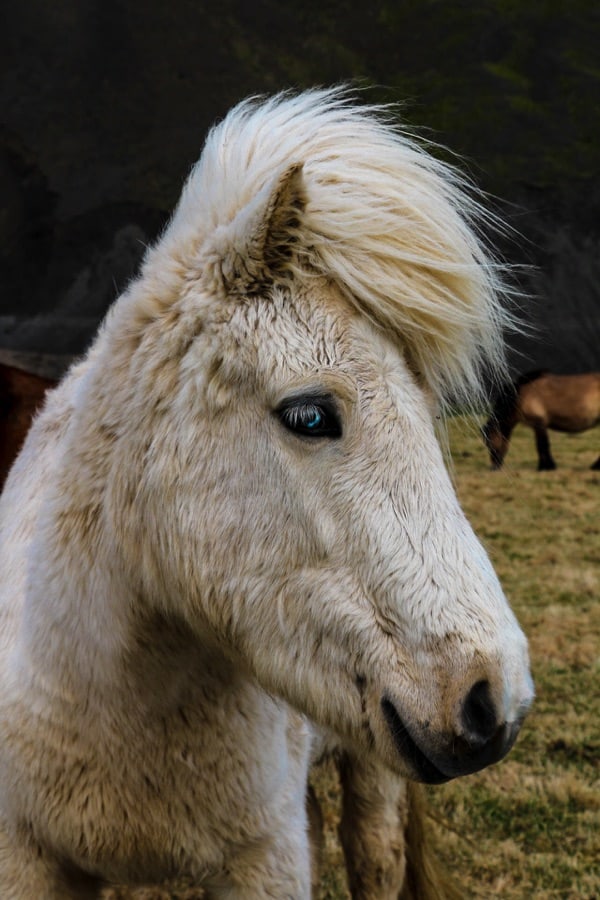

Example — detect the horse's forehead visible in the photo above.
[223,284,366,369]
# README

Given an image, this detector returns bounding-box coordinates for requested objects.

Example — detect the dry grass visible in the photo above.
[315,418,599,899]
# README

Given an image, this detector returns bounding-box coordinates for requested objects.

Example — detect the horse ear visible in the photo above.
[215,163,306,293]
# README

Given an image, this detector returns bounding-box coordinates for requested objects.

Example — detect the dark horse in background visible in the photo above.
[0,363,56,490]
[482,370,600,471]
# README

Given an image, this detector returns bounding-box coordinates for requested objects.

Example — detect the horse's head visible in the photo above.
[482,378,520,469]
[102,91,532,784]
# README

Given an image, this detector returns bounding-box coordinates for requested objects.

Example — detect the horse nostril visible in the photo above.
[461,680,498,747]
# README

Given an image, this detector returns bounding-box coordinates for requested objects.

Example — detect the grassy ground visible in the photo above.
[314,417,599,900]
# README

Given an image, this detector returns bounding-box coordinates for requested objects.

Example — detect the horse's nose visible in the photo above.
[446,679,523,776]
[460,679,498,748]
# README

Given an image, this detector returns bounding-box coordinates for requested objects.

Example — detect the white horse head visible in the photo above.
[0,88,533,895]
[88,88,530,780]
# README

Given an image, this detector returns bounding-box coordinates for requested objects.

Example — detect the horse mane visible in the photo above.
[137,87,515,409]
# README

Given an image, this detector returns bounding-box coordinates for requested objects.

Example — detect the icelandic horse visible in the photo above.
[0,89,533,898]
[482,369,600,471]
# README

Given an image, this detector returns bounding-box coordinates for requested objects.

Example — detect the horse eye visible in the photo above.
[276,395,342,439]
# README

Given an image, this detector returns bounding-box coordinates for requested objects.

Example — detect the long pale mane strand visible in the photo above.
[156,87,516,407]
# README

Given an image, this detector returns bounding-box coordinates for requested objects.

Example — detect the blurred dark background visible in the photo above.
[1,0,599,379]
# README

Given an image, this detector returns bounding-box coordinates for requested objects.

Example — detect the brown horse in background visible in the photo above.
[0,363,56,490]
[482,370,600,471]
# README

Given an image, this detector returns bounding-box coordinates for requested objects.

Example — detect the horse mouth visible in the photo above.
[381,698,450,785]
[382,696,522,783]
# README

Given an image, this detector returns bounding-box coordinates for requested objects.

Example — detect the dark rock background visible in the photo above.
[1,0,599,379]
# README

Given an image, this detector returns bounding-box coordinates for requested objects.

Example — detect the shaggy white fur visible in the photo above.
[0,89,532,899]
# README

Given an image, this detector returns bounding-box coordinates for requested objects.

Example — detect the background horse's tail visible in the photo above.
[401,783,462,900]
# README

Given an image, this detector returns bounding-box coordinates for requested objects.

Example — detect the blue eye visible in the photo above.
[276,394,342,439]
[305,409,322,429]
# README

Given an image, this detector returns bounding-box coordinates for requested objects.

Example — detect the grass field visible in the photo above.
[314,417,599,900]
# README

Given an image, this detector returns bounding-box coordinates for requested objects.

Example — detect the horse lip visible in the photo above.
[380,698,450,785]
[381,698,520,782]
[438,721,520,777]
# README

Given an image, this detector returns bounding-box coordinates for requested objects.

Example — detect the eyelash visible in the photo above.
[275,395,342,439]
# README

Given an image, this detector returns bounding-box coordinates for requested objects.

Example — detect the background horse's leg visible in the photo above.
[337,755,461,900]
[337,752,409,899]
[590,454,600,470]
[0,822,104,899]
[533,424,557,470]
